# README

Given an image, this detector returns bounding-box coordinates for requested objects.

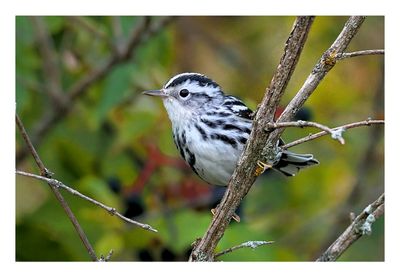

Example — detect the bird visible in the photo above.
[143,72,319,187]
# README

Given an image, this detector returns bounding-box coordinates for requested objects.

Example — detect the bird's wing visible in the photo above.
[222,95,253,121]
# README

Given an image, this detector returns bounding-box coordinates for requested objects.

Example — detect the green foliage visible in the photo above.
[16,16,384,261]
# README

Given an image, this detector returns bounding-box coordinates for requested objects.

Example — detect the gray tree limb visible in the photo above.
[189,16,368,262]
[189,16,316,261]
[316,193,384,261]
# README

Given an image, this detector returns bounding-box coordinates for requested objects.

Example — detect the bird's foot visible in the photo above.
[255,160,273,176]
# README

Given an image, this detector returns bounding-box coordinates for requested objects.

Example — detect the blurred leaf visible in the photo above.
[76,175,120,208]
[112,110,157,148]
[16,222,72,261]
[52,138,95,179]
[159,210,212,253]
[101,152,138,186]
[44,16,65,34]
[15,175,49,220]
[95,64,137,126]
[95,232,124,257]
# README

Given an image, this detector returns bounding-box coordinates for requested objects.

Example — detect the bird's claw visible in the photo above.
[255,160,272,176]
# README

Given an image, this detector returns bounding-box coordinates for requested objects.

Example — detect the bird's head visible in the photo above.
[143,73,224,126]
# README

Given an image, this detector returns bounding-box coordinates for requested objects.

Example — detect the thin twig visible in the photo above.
[281,119,384,149]
[266,120,346,145]
[214,240,274,259]
[16,170,158,233]
[47,183,98,261]
[16,114,51,177]
[336,49,384,60]
[316,193,384,261]
[16,114,98,261]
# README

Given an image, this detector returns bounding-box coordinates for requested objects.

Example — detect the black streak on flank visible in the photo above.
[205,111,232,117]
[211,133,237,149]
[201,118,217,128]
[238,136,248,145]
[195,123,208,140]
[175,135,185,160]
[166,74,219,89]
[181,130,187,145]
[185,147,198,175]
[222,124,251,134]
[243,127,251,134]
[222,123,241,132]
[201,118,226,129]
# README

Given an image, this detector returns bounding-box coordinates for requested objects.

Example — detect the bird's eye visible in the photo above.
[179,89,190,98]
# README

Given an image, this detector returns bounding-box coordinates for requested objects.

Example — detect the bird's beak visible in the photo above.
[142,89,167,98]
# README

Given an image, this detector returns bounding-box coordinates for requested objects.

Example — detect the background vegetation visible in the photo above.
[16,16,384,261]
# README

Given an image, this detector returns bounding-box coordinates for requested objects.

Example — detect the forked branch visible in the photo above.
[16,113,157,261]
[189,16,377,262]
[16,114,98,261]
[266,120,346,145]
[282,119,384,149]
[189,16,316,261]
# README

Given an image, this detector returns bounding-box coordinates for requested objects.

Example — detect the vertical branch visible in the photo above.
[189,16,315,261]
[16,114,98,261]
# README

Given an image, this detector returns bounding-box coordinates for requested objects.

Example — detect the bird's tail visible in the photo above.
[273,150,319,176]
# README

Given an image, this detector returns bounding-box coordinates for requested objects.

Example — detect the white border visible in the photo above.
[2,1,398,276]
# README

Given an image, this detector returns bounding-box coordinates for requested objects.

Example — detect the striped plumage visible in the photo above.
[143,73,318,186]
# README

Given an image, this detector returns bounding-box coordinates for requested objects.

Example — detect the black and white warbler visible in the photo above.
[143,73,319,187]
